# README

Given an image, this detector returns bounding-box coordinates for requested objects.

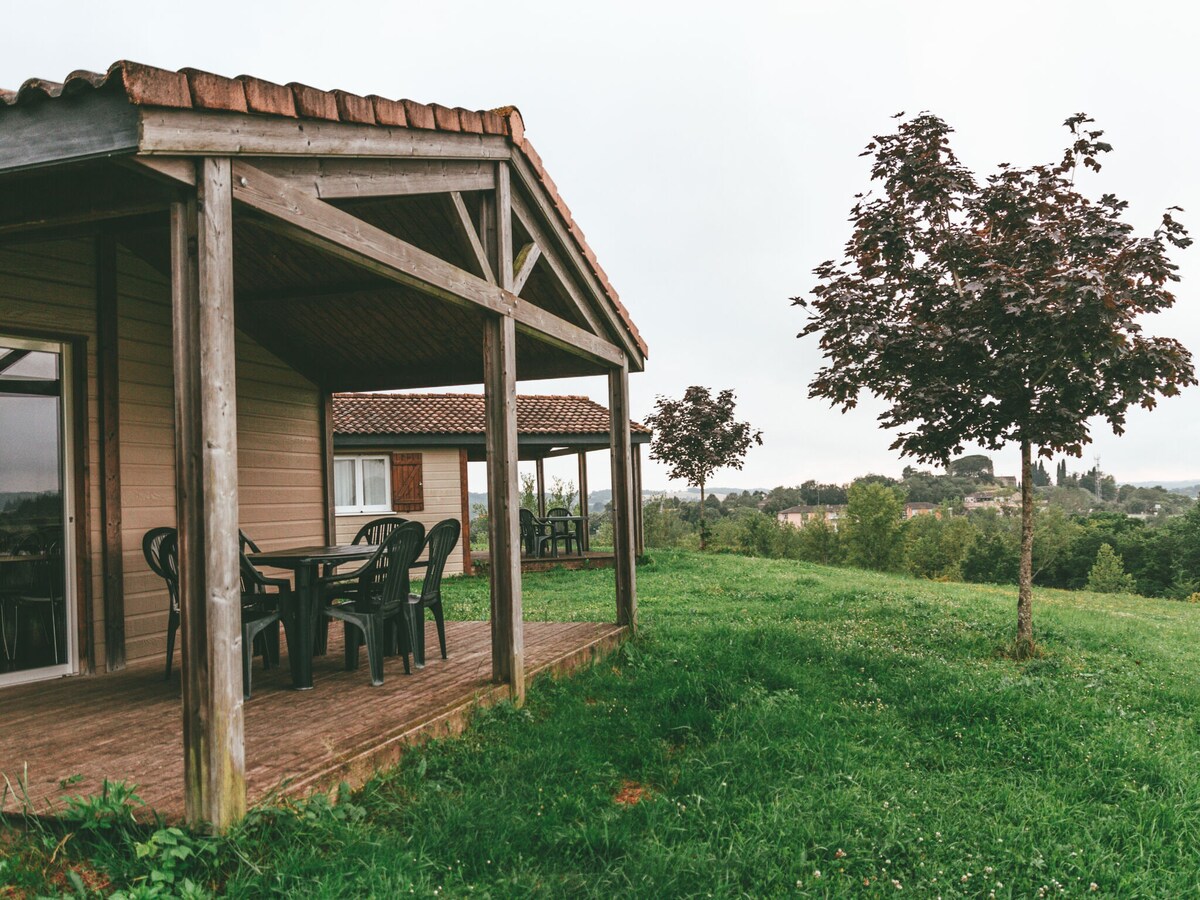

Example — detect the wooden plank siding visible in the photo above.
[0,238,326,672]
[335,447,466,576]
[117,245,326,664]
[0,239,105,668]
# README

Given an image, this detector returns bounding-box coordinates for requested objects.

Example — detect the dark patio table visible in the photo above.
[541,515,585,556]
[247,544,378,690]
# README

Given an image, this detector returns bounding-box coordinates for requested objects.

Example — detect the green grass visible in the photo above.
[9,551,1200,897]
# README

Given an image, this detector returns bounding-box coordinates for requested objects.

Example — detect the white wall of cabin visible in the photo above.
[334,447,465,576]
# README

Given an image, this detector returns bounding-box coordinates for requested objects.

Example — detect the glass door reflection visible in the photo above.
[0,337,73,684]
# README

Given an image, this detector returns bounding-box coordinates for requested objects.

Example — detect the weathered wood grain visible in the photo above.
[96,234,125,671]
[446,191,495,283]
[512,241,541,297]
[0,621,625,822]
[608,363,637,630]
[230,161,623,368]
[139,109,511,160]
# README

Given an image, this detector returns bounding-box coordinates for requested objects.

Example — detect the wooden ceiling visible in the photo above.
[1,161,616,390]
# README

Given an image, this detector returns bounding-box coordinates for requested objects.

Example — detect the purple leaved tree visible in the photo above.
[797,112,1194,656]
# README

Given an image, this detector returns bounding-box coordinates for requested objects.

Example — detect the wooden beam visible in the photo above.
[509,160,644,368]
[486,161,524,700]
[509,190,605,336]
[173,158,247,831]
[96,233,125,672]
[446,191,495,283]
[512,242,541,296]
[140,108,512,160]
[608,363,637,629]
[172,197,205,825]
[577,450,590,552]
[230,160,624,367]
[633,443,645,557]
[125,156,197,187]
[484,315,524,702]
[249,157,495,199]
[70,335,96,674]
[0,91,139,174]
[535,457,547,519]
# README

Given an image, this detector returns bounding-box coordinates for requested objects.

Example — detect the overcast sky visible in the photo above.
[4,1,1198,493]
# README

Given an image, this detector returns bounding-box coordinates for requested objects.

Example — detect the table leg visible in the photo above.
[291,564,316,690]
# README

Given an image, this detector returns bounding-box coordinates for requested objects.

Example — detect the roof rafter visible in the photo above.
[230,160,624,368]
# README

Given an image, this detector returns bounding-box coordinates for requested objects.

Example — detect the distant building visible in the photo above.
[963,491,1019,511]
[777,504,847,530]
[994,475,1017,487]
[904,502,939,519]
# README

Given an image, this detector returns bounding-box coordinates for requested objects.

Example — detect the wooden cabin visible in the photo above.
[0,61,646,829]
[331,391,651,574]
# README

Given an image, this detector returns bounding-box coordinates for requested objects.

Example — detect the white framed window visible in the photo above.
[334,455,392,515]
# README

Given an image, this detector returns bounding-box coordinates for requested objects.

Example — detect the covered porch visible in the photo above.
[0,61,647,829]
[0,618,624,820]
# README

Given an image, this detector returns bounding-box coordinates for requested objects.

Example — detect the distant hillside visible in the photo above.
[1127,480,1200,497]
[467,487,755,514]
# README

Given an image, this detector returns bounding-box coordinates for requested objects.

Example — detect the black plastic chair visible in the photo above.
[237,541,292,699]
[543,507,578,557]
[318,520,426,686]
[145,528,289,697]
[409,518,461,665]
[354,516,409,546]
[9,541,65,666]
[519,508,551,557]
[315,515,410,655]
[143,526,179,681]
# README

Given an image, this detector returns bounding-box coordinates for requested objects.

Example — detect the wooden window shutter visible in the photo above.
[391,452,424,512]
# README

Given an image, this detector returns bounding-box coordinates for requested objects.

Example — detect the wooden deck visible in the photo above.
[0,619,624,821]
[471,550,616,573]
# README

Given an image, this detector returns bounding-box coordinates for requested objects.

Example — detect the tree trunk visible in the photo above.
[698,482,707,551]
[1016,440,1035,655]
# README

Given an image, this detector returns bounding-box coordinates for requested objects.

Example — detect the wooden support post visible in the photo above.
[172,157,246,831]
[577,450,590,552]
[96,233,125,672]
[484,159,524,702]
[484,315,524,701]
[633,444,645,557]
[535,457,547,518]
[609,363,637,629]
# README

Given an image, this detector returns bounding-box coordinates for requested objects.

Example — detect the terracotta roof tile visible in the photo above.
[180,68,248,112]
[333,393,650,437]
[400,98,436,130]
[0,60,647,358]
[368,95,408,127]
[289,82,339,120]
[240,76,297,117]
[333,90,376,125]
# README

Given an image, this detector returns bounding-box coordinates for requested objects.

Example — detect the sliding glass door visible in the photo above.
[0,336,75,686]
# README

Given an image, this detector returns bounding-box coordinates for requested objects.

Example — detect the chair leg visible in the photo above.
[344,619,361,671]
[432,602,447,659]
[264,620,280,669]
[411,604,426,668]
[363,617,384,686]
[242,621,254,700]
[165,614,178,682]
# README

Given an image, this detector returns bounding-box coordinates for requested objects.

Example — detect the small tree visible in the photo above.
[644,386,762,550]
[1087,543,1137,594]
[843,481,904,571]
[797,112,1194,655]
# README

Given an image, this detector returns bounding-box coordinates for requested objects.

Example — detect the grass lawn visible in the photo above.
[7,551,1200,897]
